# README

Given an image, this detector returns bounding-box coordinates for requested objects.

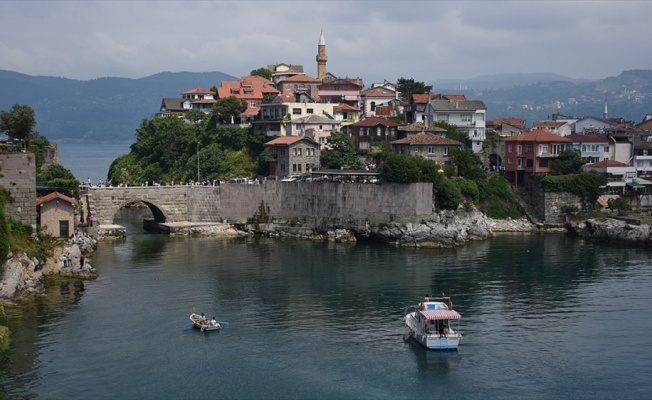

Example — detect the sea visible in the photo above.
[55,141,133,186]
[1,143,651,399]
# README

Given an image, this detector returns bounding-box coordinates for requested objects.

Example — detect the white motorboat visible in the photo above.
[404,295,462,350]
[190,313,222,331]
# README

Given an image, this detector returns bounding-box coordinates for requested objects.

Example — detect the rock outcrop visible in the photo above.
[567,218,652,245]
[360,205,492,248]
[0,234,98,302]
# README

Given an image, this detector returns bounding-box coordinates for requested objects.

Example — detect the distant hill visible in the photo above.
[430,72,591,90]
[0,70,237,142]
[1,69,651,143]
[430,70,652,125]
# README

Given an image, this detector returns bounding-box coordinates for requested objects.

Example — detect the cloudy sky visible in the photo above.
[1,1,649,84]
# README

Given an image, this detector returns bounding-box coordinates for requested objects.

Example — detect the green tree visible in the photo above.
[185,108,206,124]
[449,148,486,180]
[434,121,470,146]
[320,132,361,169]
[607,197,630,214]
[212,96,247,124]
[396,78,432,103]
[550,149,585,175]
[0,104,36,143]
[250,67,272,80]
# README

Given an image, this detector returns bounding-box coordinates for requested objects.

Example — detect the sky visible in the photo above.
[1,0,650,84]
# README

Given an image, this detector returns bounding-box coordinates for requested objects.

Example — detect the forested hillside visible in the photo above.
[0,70,237,142]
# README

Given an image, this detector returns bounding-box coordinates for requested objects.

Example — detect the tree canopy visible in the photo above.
[0,104,36,142]
[396,77,432,103]
[212,96,247,124]
[320,132,362,170]
[550,149,585,175]
[250,67,272,80]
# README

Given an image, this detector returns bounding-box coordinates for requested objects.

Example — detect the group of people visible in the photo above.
[198,313,219,327]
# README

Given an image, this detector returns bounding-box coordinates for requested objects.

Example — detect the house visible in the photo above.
[572,116,613,134]
[425,99,487,153]
[332,103,361,127]
[567,133,611,163]
[636,114,652,131]
[267,63,305,85]
[390,133,462,165]
[253,93,338,137]
[360,88,398,118]
[404,93,437,124]
[156,98,188,118]
[276,74,322,99]
[532,121,572,136]
[503,129,572,184]
[318,75,363,106]
[216,76,279,124]
[397,122,447,139]
[36,192,77,238]
[346,116,399,154]
[285,114,341,147]
[264,136,320,178]
[582,159,637,195]
[181,87,216,114]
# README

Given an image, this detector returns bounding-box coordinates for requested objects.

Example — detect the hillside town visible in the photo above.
[155,31,652,206]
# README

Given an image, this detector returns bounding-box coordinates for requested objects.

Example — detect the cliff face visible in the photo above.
[567,218,652,246]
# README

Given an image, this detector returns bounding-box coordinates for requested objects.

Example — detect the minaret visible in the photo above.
[316,29,327,80]
[603,99,608,120]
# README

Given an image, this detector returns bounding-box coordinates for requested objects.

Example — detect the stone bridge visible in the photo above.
[86,186,221,226]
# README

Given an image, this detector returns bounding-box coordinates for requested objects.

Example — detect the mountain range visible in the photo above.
[1,69,651,143]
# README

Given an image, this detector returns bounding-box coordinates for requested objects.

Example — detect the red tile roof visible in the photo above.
[336,103,360,111]
[361,89,396,98]
[398,122,447,133]
[264,136,313,146]
[567,133,610,143]
[281,74,322,83]
[584,159,628,168]
[352,116,399,127]
[181,87,214,95]
[391,133,462,146]
[504,129,572,143]
[36,191,77,206]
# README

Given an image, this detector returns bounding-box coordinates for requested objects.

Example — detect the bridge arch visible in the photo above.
[88,186,192,226]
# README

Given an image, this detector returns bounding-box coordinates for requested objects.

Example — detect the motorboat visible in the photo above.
[190,313,222,331]
[404,295,462,350]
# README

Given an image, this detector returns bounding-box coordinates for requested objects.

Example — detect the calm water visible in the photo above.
[56,141,132,185]
[2,221,652,399]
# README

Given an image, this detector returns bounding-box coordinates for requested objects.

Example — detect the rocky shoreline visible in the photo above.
[0,234,97,303]
[4,211,649,303]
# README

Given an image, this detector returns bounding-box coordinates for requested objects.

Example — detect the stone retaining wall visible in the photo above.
[0,152,36,227]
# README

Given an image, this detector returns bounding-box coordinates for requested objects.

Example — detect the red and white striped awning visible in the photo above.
[420,310,461,320]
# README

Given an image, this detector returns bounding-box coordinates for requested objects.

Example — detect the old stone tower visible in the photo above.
[316,29,327,80]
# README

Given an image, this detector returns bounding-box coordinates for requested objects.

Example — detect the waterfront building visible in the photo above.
[346,116,399,155]
[390,132,462,166]
[215,75,279,125]
[264,136,320,178]
[36,191,77,238]
[425,98,487,153]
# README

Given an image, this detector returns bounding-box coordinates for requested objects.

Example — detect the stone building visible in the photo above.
[36,191,77,237]
[264,136,320,178]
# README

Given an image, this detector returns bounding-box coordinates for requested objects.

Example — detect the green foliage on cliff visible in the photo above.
[107,116,267,185]
[541,172,607,197]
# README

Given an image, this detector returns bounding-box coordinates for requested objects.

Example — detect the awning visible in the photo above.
[420,310,461,320]
[626,181,642,187]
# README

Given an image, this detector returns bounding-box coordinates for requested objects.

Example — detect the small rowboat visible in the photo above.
[190,313,222,331]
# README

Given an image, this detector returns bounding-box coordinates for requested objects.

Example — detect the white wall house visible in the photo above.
[425,99,487,153]
[253,98,337,137]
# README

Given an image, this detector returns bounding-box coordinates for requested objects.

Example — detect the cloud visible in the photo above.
[0,0,649,83]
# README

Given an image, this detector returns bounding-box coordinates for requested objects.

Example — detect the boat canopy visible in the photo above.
[420,309,461,320]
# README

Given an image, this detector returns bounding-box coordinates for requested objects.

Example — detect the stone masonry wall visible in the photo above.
[89,181,434,229]
[0,152,37,227]
[525,176,581,223]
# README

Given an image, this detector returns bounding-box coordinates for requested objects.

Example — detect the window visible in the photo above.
[539,159,549,168]
[604,145,610,152]
[461,114,472,122]
[250,102,256,108]
[475,113,485,121]
[526,159,533,168]
[377,127,381,137]
[539,144,548,154]
[297,148,302,156]
[59,220,69,238]
[371,101,376,111]
[319,137,326,144]
[526,144,534,153]
[508,144,513,152]
[508,158,513,164]
[292,108,301,115]
[428,147,436,154]
[306,164,311,172]
[552,144,564,155]
[298,164,302,172]
[319,125,323,131]
[292,164,297,172]
[293,85,298,92]
[307,108,314,114]
[438,114,449,122]
[443,146,449,156]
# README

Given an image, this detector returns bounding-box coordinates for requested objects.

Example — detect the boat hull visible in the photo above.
[405,311,461,350]
[190,313,222,331]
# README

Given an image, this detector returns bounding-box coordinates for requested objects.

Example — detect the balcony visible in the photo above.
[536,151,561,158]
